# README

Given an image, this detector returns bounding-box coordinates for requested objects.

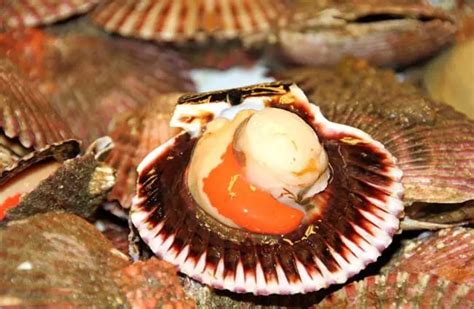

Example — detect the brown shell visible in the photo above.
[115,258,195,308]
[0,0,99,31]
[0,137,115,222]
[277,0,457,67]
[0,28,195,145]
[316,271,474,308]
[131,82,403,295]
[107,93,183,209]
[383,227,474,285]
[0,58,74,154]
[275,59,474,205]
[91,0,288,43]
[0,213,129,307]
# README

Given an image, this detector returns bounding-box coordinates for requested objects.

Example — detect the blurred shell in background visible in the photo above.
[0,0,99,31]
[0,28,195,145]
[91,0,288,43]
[424,38,474,119]
[316,271,474,308]
[106,93,182,210]
[277,0,457,67]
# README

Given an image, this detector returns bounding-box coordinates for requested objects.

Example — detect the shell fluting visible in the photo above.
[131,82,403,295]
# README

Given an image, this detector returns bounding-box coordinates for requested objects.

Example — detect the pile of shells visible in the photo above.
[0,0,472,307]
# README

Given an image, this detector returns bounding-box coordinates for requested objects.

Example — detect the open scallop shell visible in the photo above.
[277,0,457,67]
[0,28,195,144]
[0,0,99,31]
[276,59,474,206]
[91,0,288,43]
[131,82,403,295]
[0,137,115,222]
[107,93,183,209]
[0,58,74,155]
[316,271,474,308]
[383,227,474,285]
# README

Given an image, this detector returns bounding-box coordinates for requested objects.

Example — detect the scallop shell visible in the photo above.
[91,0,288,42]
[316,272,474,308]
[0,58,74,154]
[383,227,474,285]
[0,137,115,222]
[131,82,404,295]
[0,28,195,144]
[116,258,195,308]
[107,93,182,209]
[276,59,474,206]
[277,0,457,67]
[0,0,99,31]
[0,212,129,307]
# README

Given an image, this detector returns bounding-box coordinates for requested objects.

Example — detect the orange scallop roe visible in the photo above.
[0,193,21,220]
[203,144,304,234]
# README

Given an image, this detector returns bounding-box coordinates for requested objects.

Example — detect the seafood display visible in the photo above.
[0,0,473,307]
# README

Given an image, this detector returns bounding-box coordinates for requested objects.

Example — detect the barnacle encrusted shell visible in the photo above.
[276,59,474,208]
[316,272,474,308]
[0,28,195,144]
[0,137,115,222]
[107,93,183,209]
[131,82,403,295]
[91,0,288,42]
[383,227,474,285]
[0,58,74,154]
[277,0,457,67]
[0,0,99,31]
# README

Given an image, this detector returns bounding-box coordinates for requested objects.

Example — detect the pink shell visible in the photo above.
[91,0,287,42]
[0,0,99,31]
[131,82,404,295]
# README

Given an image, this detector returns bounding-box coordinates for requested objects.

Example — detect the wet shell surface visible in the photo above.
[316,271,474,308]
[276,59,474,206]
[277,0,457,67]
[0,213,129,307]
[0,28,195,144]
[0,0,99,31]
[106,93,183,209]
[383,227,474,285]
[0,58,74,154]
[131,82,403,295]
[91,0,288,42]
[0,137,115,222]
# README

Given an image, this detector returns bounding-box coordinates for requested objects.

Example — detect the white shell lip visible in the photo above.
[131,83,404,295]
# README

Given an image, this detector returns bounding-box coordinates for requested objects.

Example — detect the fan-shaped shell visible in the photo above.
[0,58,74,154]
[0,28,195,144]
[275,59,474,206]
[316,272,474,308]
[0,0,99,31]
[107,93,182,209]
[131,82,403,295]
[91,0,288,42]
[383,227,474,285]
[277,0,457,67]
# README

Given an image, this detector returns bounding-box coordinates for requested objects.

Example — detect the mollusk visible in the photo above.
[131,82,403,295]
[0,137,115,222]
[0,28,195,144]
[91,0,287,42]
[0,0,99,31]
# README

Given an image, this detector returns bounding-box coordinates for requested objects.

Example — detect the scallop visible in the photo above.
[131,82,403,295]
